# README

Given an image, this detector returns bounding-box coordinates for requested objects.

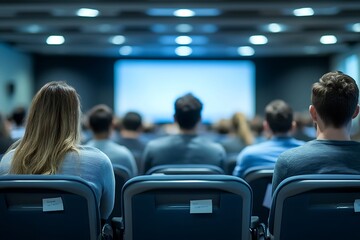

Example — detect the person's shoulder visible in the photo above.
[77,145,110,160]
[277,141,312,160]
[1,148,15,160]
[109,141,133,156]
[240,141,272,155]
[146,135,175,147]
[0,149,16,174]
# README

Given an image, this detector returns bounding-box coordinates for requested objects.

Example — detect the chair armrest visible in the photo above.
[250,216,267,240]
[111,217,124,240]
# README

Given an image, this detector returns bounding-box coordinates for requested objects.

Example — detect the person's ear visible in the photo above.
[291,120,297,132]
[352,105,360,119]
[309,105,317,122]
[263,120,270,132]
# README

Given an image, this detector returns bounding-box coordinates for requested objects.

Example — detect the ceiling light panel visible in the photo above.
[46,35,65,45]
[293,8,314,17]
[175,46,192,56]
[249,35,268,45]
[76,8,99,17]
[238,46,255,56]
[320,35,337,44]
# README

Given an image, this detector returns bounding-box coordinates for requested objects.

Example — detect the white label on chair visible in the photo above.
[262,184,273,209]
[190,199,213,214]
[42,197,64,212]
[354,199,360,212]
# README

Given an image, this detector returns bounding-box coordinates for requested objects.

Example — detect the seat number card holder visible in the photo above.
[43,197,64,212]
[190,199,213,214]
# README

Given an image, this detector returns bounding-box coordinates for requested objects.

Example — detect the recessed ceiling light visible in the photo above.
[76,8,99,17]
[119,46,132,55]
[320,35,337,44]
[110,35,125,45]
[46,35,65,45]
[175,46,192,56]
[237,46,255,56]
[173,9,195,17]
[293,7,314,17]
[249,35,268,45]
[175,36,192,45]
[352,23,360,32]
[267,23,284,33]
[176,24,193,33]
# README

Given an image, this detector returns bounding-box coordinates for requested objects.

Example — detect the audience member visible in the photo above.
[220,112,253,155]
[0,113,14,155]
[250,115,268,143]
[233,99,304,177]
[116,111,146,170]
[0,81,115,221]
[86,105,138,177]
[10,106,26,140]
[141,93,226,174]
[273,71,360,191]
[293,112,315,142]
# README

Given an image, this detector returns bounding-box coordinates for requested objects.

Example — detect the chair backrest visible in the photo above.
[0,175,100,240]
[111,164,132,218]
[242,166,274,226]
[268,174,360,240]
[122,174,252,240]
[146,164,225,175]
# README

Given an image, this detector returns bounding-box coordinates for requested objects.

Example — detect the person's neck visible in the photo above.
[316,127,351,141]
[93,132,110,140]
[179,128,197,135]
[121,129,139,139]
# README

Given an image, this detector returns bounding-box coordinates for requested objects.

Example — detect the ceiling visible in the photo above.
[1,0,360,58]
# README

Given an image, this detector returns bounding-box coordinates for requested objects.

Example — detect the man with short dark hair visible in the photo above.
[272,71,360,191]
[233,99,304,177]
[116,111,146,170]
[86,104,138,177]
[141,93,225,174]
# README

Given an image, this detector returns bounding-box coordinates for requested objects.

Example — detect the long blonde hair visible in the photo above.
[232,112,254,146]
[10,81,81,174]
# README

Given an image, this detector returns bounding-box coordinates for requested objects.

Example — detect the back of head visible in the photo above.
[265,100,293,134]
[11,81,81,174]
[122,111,142,131]
[12,106,26,127]
[174,93,203,130]
[88,104,113,134]
[312,71,359,128]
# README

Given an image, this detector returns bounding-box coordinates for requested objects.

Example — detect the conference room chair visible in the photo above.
[224,155,238,175]
[119,174,258,240]
[242,166,274,227]
[268,174,360,240]
[110,164,133,219]
[0,175,101,240]
[145,164,225,175]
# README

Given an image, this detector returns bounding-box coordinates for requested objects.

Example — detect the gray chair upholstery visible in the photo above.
[0,175,101,240]
[242,166,274,227]
[268,174,360,240]
[145,164,224,175]
[122,174,252,240]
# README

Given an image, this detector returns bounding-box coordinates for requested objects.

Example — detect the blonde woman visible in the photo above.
[0,81,115,221]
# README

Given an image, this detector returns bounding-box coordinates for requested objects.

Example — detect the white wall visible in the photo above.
[0,43,33,114]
